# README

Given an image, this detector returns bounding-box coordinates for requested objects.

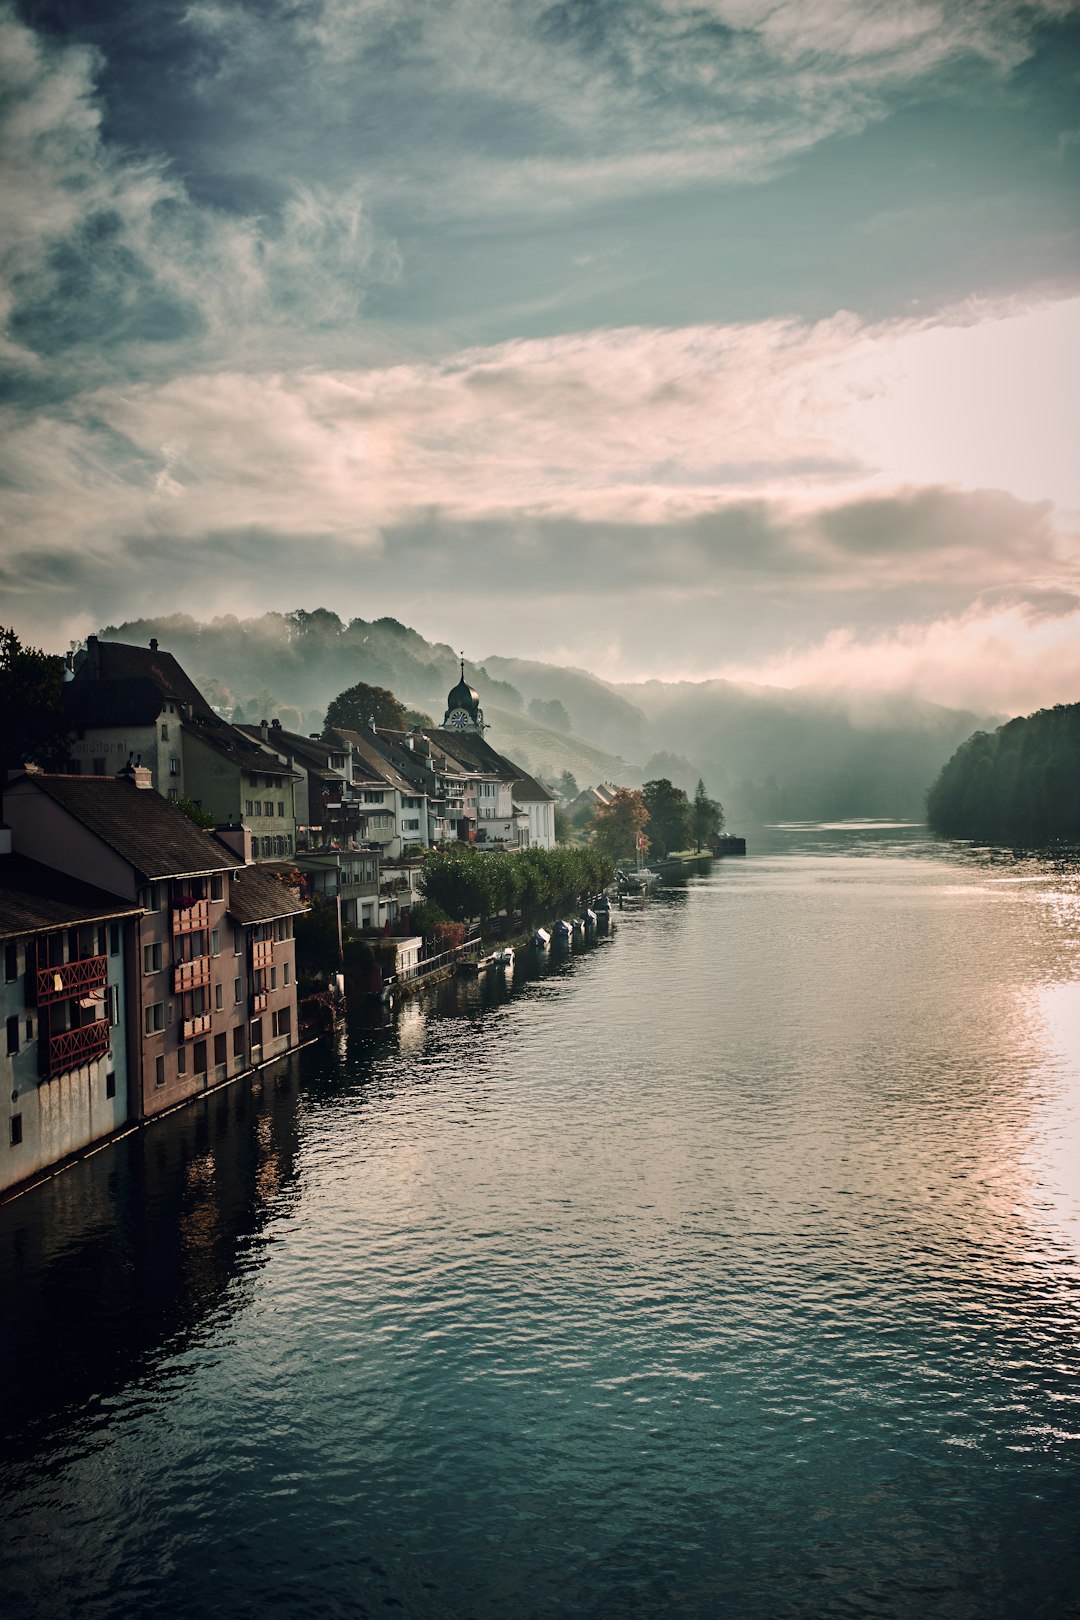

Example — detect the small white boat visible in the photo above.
[552,919,573,940]
[532,928,550,948]
[493,946,515,966]
[582,908,597,927]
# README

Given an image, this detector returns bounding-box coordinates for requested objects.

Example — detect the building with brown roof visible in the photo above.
[4,769,305,1127]
[1,834,142,1195]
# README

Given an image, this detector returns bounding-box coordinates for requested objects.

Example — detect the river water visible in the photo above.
[2,824,1079,1619]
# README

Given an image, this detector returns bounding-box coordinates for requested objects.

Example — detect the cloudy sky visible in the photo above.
[2,0,1078,712]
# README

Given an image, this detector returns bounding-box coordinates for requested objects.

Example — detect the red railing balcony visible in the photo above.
[42,1019,110,1078]
[251,939,274,970]
[251,990,269,1014]
[34,954,107,1007]
[173,957,211,994]
[180,1013,212,1041]
[172,900,210,936]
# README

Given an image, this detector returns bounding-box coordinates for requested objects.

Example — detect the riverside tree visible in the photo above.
[590,788,650,862]
[419,844,614,929]
[642,778,692,856]
[0,626,69,812]
[690,778,724,850]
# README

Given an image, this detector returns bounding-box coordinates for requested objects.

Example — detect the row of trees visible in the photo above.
[591,779,724,860]
[419,843,615,929]
[927,702,1080,843]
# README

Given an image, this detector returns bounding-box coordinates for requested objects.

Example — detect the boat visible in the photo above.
[492,946,515,967]
[582,907,597,927]
[532,927,550,948]
[552,919,573,941]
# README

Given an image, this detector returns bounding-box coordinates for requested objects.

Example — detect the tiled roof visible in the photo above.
[0,854,141,940]
[64,676,166,729]
[13,775,242,881]
[426,731,557,802]
[185,719,298,778]
[88,640,218,720]
[227,865,308,925]
[325,728,418,795]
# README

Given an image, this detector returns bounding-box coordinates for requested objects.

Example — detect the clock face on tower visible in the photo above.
[446,708,471,729]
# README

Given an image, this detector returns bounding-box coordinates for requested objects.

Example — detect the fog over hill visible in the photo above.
[96,611,996,821]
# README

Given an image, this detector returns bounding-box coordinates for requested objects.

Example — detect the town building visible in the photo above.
[4,767,304,1130]
[1,834,141,1195]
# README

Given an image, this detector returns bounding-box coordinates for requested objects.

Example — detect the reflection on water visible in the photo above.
[1,824,1079,1620]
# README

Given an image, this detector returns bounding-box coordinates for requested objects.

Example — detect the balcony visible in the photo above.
[251,990,269,1014]
[42,1019,110,1079]
[251,939,274,970]
[180,1013,212,1041]
[34,953,107,1007]
[173,957,211,994]
[172,899,210,936]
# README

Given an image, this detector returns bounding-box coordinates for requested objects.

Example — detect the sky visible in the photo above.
[1,0,1078,714]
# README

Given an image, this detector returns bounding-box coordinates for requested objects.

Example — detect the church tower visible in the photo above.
[443,656,485,734]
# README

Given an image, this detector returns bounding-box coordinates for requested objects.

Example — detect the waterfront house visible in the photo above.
[1,832,141,1196]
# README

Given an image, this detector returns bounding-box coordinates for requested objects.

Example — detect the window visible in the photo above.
[10,1115,22,1147]
[285,835,293,854]
[109,923,120,956]
[250,1019,262,1049]
[146,883,161,912]
[253,801,262,816]
[210,929,220,957]
[402,818,420,832]
[4,944,16,982]
[210,875,224,901]
[262,837,274,857]
[233,926,243,956]
[214,1033,227,1067]
[270,966,277,991]
[168,788,179,801]
[144,1002,165,1035]
[214,983,223,1011]
[177,1046,187,1075]
[143,942,162,974]
[272,1007,292,1039]
[105,1072,116,1099]
[97,926,107,955]
[283,961,290,986]
[6,1015,18,1055]
[161,723,169,740]
[155,1055,165,1086]
[25,1017,32,1041]
[109,985,120,1027]
[193,1040,208,1076]
[277,801,285,818]
[92,757,106,776]
[234,978,242,1004]
[232,1025,245,1057]
[363,791,384,804]
[245,800,254,816]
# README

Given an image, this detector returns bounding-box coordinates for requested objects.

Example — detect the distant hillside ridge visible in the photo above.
[97,609,997,820]
[927,702,1080,843]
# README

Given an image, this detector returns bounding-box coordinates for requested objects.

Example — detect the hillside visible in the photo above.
[927,702,1080,843]
[96,609,995,821]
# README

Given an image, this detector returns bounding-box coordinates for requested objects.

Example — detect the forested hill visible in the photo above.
[927,702,1080,843]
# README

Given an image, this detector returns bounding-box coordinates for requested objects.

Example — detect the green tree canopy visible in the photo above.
[642,778,692,856]
[325,681,408,733]
[0,627,69,806]
[690,778,724,850]
[591,787,650,861]
[927,703,1080,843]
[558,770,578,799]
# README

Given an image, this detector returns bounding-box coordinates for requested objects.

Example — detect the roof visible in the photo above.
[80,639,219,722]
[0,854,142,941]
[64,676,167,730]
[12,775,242,881]
[184,718,298,779]
[325,728,420,795]
[426,730,557,802]
[237,724,342,774]
[227,865,308,925]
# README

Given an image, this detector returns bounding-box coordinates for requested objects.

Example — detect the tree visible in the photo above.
[591,788,650,861]
[528,697,572,732]
[690,778,724,850]
[642,778,692,856]
[325,681,408,733]
[404,707,435,729]
[174,796,215,830]
[558,770,578,799]
[0,627,69,811]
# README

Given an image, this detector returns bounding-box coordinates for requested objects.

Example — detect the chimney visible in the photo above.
[215,822,253,863]
[149,637,159,652]
[260,719,269,741]
[117,761,153,789]
[85,634,100,679]
[271,718,282,731]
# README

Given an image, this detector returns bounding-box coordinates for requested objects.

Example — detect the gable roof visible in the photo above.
[185,719,298,779]
[426,730,556,802]
[0,854,142,941]
[13,775,242,881]
[64,675,167,730]
[80,639,219,721]
[325,728,420,795]
[227,865,308,925]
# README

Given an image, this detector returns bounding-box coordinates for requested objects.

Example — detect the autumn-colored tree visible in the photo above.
[591,788,650,861]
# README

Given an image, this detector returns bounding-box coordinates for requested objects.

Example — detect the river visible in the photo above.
[1,823,1079,1619]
